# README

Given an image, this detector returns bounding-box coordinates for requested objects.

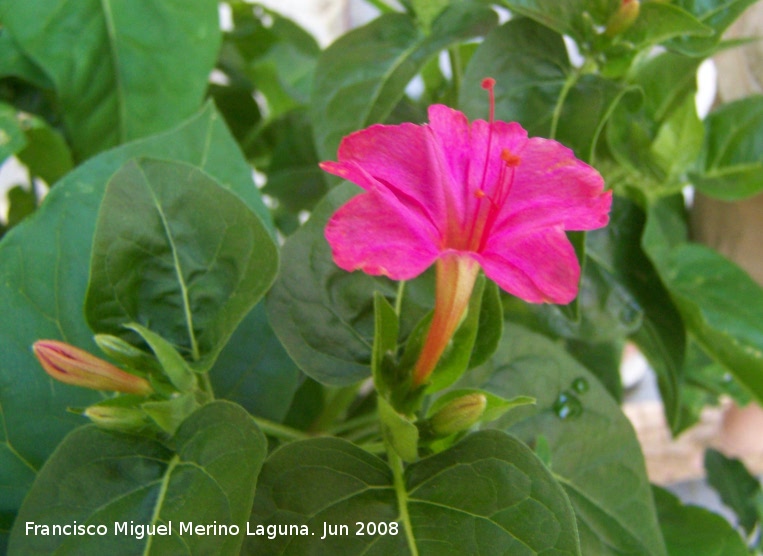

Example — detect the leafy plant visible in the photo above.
[2,0,763,554]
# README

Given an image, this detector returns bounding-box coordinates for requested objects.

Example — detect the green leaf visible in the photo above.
[652,486,748,556]
[126,323,196,394]
[85,158,278,370]
[267,183,396,386]
[643,198,763,405]
[311,3,497,161]
[208,303,301,422]
[8,401,266,555]
[704,448,763,535]
[0,102,27,162]
[15,111,74,185]
[460,19,633,161]
[621,2,713,48]
[0,30,51,88]
[0,103,269,536]
[668,0,759,56]
[410,0,450,31]
[477,323,667,556]
[500,0,618,43]
[247,430,580,555]
[378,396,419,462]
[2,0,221,160]
[372,292,401,398]
[691,95,763,200]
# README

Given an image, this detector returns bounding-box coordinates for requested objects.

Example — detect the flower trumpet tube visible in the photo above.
[33,340,153,395]
[321,78,611,387]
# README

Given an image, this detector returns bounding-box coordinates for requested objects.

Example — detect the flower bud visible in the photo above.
[94,334,156,372]
[84,404,149,431]
[429,393,487,437]
[33,340,153,395]
[605,0,640,38]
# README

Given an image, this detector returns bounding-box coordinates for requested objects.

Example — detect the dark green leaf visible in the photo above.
[478,323,666,556]
[372,292,400,398]
[5,185,36,228]
[378,396,419,462]
[247,430,580,555]
[8,401,266,555]
[209,303,301,421]
[15,112,73,185]
[622,2,712,48]
[267,183,395,386]
[705,448,763,535]
[0,30,51,88]
[311,3,497,161]
[461,19,633,161]
[2,0,221,159]
[692,95,763,200]
[643,197,763,405]
[85,158,278,370]
[0,103,269,533]
[652,486,748,556]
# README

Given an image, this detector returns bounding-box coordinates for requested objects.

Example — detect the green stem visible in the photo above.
[253,416,311,442]
[387,443,419,556]
[448,47,462,98]
[549,69,580,141]
[364,0,396,14]
[395,280,406,317]
[326,412,379,436]
[309,384,360,433]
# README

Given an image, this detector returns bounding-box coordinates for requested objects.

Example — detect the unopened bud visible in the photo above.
[33,340,153,395]
[94,334,156,372]
[605,0,640,38]
[84,404,149,431]
[430,393,487,437]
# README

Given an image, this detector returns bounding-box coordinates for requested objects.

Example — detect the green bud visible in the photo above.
[429,393,487,437]
[84,404,149,431]
[94,334,156,372]
[605,0,640,38]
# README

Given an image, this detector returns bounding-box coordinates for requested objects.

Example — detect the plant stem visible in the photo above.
[448,47,462,98]
[364,0,396,14]
[326,412,379,436]
[387,443,419,556]
[549,69,580,141]
[395,280,406,317]
[309,384,360,433]
[252,416,311,442]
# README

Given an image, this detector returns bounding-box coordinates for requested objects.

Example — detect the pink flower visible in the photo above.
[321,79,611,386]
[33,340,153,395]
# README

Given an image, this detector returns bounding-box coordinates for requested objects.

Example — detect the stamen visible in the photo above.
[478,77,497,192]
[501,149,521,167]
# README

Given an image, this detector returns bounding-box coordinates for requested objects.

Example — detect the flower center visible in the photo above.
[463,79,521,252]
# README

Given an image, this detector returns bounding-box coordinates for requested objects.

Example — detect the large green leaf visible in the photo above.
[267,183,397,386]
[476,323,666,555]
[643,197,763,405]
[8,401,266,555]
[691,96,763,200]
[85,157,278,370]
[652,486,748,556]
[0,103,270,543]
[247,431,580,555]
[311,3,497,161]
[209,303,300,421]
[1,0,221,160]
[704,448,763,536]
[460,18,633,162]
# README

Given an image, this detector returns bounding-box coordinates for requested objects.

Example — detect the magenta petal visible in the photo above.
[325,187,439,280]
[477,227,581,304]
[495,137,611,233]
[322,122,449,227]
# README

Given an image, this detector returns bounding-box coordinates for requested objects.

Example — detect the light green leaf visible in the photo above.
[378,396,419,462]
[669,0,759,56]
[500,0,618,43]
[692,95,763,200]
[8,401,266,555]
[2,0,221,159]
[126,323,196,394]
[85,158,278,370]
[247,430,580,555]
[0,102,26,162]
[622,2,713,47]
[644,198,763,405]
[0,103,270,537]
[311,3,497,161]
[478,323,667,556]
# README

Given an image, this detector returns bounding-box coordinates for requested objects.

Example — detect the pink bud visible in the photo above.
[605,0,640,38]
[33,340,153,395]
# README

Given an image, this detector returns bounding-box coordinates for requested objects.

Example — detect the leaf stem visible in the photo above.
[395,280,406,317]
[252,416,311,441]
[448,47,462,99]
[549,68,580,141]
[387,442,419,556]
[364,0,396,14]
[309,384,360,433]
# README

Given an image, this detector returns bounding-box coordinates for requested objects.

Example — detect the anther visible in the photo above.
[501,149,521,167]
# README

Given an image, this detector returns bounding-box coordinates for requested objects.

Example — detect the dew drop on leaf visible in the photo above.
[552,392,583,420]
[571,377,589,394]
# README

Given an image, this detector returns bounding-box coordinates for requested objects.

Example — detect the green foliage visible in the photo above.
[2,0,763,552]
